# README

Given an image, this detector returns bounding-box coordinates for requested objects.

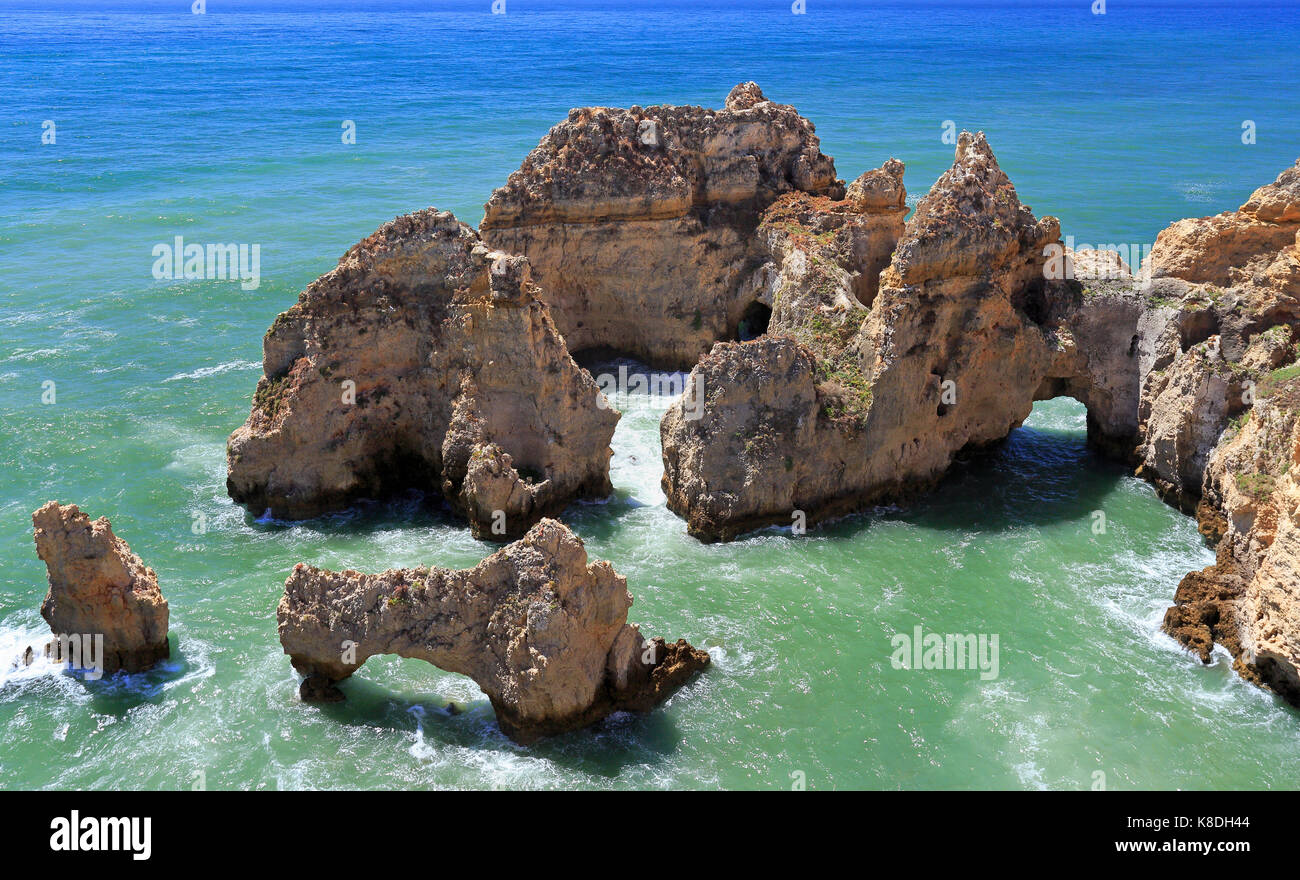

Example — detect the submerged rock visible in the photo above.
[226,209,618,539]
[661,132,1139,540]
[31,501,169,674]
[479,83,844,368]
[277,518,709,743]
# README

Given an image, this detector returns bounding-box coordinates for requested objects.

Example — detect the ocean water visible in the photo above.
[2,0,1299,790]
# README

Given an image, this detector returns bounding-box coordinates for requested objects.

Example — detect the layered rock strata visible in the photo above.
[1134,159,1300,510]
[651,120,1300,705]
[479,82,844,368]
[225,81,1300,710]
[1152,159,1300,700]
[661,132,1137,540]
[32,501,170,674]
[226,209,618,539]
[277,519,709,743]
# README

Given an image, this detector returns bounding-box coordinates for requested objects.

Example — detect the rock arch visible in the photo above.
[277,519,709,743]
[660,131,1142,541]
[224,84,1300,710]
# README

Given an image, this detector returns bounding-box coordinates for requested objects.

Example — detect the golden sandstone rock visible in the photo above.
[479,82,842,368]
[1152,159,1300,701]
[32,501,169,675]
[227,82,1300,716]
[277,519,708,743]
[226,209,617,539]
[661,132,1141,540]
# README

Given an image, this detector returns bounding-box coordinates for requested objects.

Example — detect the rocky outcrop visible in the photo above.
[277,518,709,743]
[1153,159,1300,701]
[479,83,844,368]
[647,125,1300,706]
[31,501,169,674]
[218,81,1300,712]
[226,209,618,539]
[661,133,1140,540]
[1135,160,1300,510]
[1162,371,1300,698]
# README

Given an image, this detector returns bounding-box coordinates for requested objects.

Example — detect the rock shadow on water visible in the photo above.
[25,635,201,716]
[559,491,655,542]
[908,418,1129,531]
[241,490,464,535]
[304,675,684,777]
[796,400,1132,541]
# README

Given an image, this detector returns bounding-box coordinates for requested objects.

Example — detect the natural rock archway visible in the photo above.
[660,132,1140,541]
[225,80,1300,712]
[277,519,709,743]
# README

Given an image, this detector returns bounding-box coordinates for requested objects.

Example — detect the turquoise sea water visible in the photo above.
[2,0,1299,790]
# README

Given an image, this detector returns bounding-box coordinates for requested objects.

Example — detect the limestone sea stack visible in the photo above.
[660,132,1139,540]
[479,82,844,368]
[277,518,709,743]
[32,501,170,674]
[225,209,619,539]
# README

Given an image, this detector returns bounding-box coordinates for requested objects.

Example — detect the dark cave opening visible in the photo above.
[738,301,772,341]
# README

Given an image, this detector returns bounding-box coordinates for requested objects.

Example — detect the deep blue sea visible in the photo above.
[2,0,1299,790]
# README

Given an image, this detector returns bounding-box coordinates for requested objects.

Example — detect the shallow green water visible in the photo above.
[3,383,1297,790]
[4,1,1300,790]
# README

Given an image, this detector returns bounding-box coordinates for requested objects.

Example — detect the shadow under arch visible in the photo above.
[304,664,686,778]
[791,396,1134,542]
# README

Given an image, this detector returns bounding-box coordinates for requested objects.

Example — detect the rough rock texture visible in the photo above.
[1135,159,1300,510]
[32,501,169,674]
[661,133,1139,540]
[1040,249,1148,458]
[650,128,1300,706]
[277,518,709,743]
[226,209,618,539]
[1152,158,1300,702]
[479,83,844,368]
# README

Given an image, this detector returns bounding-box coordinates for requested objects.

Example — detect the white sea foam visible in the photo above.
[0,622,71,689]
[3,347,60,363]
[1175,181,1223,203]
[163,359,260,382]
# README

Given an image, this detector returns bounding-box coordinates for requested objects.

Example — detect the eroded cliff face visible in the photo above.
[657,158,905,539]
[1038,249,1147,457]
[220,82,1300,711]
[661,133,1139,540]
[479,82,844,368]
[226,209,618,539]
[277,518,709,743]
[1135,160,1300,511]
[32,501,170,675]
[1163,387,1300,700]
[1151,159,1300,699]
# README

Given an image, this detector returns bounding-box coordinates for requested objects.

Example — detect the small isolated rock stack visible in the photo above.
[277,518,709,743]
[32,501,170,674]
[226,209,619,539]
[480,83,844,368]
